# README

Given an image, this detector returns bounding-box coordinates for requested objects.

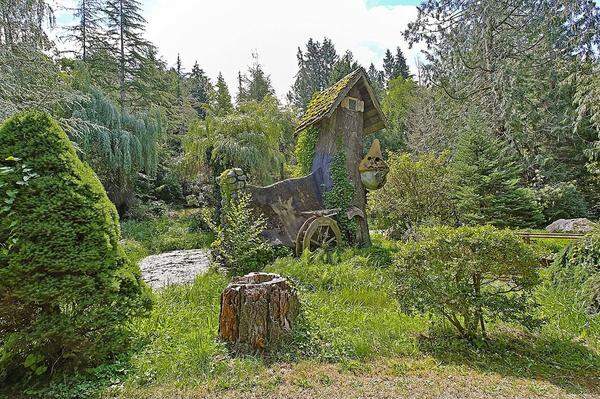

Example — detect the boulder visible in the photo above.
[546,218,596,233]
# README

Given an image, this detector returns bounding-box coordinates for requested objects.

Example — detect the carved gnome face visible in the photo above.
[358,139,389,191]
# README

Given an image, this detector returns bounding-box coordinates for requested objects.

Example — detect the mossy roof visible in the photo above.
[295,68,386,135]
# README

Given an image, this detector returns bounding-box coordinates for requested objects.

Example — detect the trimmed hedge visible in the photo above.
[0,111,151,383]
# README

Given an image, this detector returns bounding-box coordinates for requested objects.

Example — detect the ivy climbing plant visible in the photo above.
[324,151,357,243]
[293,125,319,176]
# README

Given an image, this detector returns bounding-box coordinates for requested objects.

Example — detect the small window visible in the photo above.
[348,98,358,111]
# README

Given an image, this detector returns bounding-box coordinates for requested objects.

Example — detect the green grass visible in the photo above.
[120,210,214,263]
[14,231,597,398]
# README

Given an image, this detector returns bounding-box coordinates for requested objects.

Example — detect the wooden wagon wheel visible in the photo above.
[295,216,341,256]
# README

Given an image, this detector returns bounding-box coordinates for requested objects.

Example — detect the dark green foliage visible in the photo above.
[214,72,233,116]
[324,152,356,242]
[211,192,272,276]
[0,111,151,383]
[395,226,540,339]
[452,123,544,228]
[237,58,275,104]
[287,37,339,110]
[188,61,212,119]
[293,126,318,176]
[537,182,589,223]
[383,47,410,84]
[328,50,361,86]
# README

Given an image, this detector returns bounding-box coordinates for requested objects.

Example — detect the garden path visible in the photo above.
[139,249,211,289]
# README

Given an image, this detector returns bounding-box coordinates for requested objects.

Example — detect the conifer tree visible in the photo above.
[383,47,411,84]
[214,72,233,116]
[328,50,360,85]
[188,61,212,119]
[452,118,544,228]
[237,54,275,103]
[65,0,104,61]
[287,37,338,109]
[367,63,385,100]
[104,0,150,111]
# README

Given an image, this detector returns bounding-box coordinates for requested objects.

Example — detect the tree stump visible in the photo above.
[219,272,299,353]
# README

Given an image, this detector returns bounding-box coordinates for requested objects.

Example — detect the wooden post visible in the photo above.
[219,273,299,353]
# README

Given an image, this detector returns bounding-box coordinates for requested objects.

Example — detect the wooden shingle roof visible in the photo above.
[295,68,387,135]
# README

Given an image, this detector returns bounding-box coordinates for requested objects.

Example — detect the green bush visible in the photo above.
[0,111,152,383]
[368,151,456,238]
[395,225,540,339]
[211,192,272,275]
[537,182,589,223]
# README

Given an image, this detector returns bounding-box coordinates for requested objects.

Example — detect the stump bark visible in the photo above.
[219,272,299,353]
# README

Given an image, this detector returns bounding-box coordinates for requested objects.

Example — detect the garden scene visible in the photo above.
[1,0,600,398]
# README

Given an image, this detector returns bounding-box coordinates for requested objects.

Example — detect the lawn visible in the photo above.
[98,234,600,399]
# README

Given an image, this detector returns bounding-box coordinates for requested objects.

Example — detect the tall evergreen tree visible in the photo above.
[238,56,275,103]
[64,0,104,61]
[452,117,544,228]
[104,0,150,111]
[214,72,233,116]
[383,47,410,84]
[367,63,385,100]
[287,37,338,109]
[329,50,361,84]
[188,61,212,119]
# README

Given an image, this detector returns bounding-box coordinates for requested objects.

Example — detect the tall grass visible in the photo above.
[120,211,214,262]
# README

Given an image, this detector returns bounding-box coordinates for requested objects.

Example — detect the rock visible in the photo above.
[219,272,299,353]
[139,249,211,289]
[546,218,596,233]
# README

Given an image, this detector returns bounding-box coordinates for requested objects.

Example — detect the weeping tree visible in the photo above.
[68,87,162,213]
[0,0,55,49]
[182,96,294,217]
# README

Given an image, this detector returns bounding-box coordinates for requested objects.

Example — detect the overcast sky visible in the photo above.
[54,0,425,100]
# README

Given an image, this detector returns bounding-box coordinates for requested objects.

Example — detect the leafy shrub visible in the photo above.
[211,192,272,275]
[537,182,588,223]
[0,111,152,382]
[368,151,456,238]
[395,225,540,339]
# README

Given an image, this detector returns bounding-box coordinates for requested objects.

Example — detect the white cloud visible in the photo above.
[143,0,423,101]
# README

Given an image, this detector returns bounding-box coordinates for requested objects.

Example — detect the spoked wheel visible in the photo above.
[295,216,341,256]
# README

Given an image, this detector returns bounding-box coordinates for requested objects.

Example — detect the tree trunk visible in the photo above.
[219,273,299,353]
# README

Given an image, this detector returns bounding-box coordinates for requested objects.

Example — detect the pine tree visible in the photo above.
[188,61,212,119]
[238,55,275,103]
[452,118,544,228]
[65,0,104,61]
[287,37,339,109]
[329,50,360,84]
[214,72,233,116]
[383,47,411,85]
[395,47,410,80]
[367,63,385,100]
[104,0,150,111]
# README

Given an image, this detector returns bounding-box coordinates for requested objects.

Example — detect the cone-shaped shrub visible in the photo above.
[0,111,152,382]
